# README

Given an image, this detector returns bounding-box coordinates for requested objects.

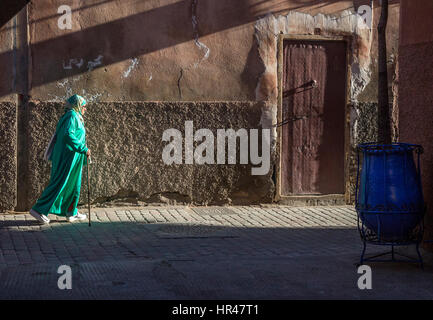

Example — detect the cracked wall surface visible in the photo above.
[3,0,400,104]
[22,0,262,102]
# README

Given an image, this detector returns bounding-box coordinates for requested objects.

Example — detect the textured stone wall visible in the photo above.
[18,101,274,210]
[347,102,379,202]
[0,103,17,211]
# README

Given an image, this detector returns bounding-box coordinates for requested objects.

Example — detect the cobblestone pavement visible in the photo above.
[1,205,432,299]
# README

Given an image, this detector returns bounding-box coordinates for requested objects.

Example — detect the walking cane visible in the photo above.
[86,156,91,227]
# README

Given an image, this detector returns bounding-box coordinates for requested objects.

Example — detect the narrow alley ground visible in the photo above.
[1,205,432,299]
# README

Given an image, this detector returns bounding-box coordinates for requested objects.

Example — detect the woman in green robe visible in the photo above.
[30,94,91,224]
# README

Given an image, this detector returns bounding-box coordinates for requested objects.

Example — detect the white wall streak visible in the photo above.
[191,0,210,67]
[123,58,139,78]
[87,55,104,71]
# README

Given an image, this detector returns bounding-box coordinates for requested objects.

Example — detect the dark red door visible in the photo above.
[281,40,347,195]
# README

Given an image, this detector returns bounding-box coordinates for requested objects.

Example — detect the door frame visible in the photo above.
[275,34,352,204]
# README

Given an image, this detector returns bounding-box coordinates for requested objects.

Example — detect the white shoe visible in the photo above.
[67,212,87,222]
[29,209,50,224]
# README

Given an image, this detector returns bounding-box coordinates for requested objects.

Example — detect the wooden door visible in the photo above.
[281,40,347,195]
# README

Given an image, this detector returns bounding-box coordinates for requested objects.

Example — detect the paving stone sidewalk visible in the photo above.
[0,205,359,266]
[1,205,432,299]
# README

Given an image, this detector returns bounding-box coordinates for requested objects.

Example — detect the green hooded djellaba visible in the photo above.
[32,94,89,218]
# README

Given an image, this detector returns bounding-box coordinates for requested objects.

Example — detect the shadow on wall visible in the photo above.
[0,0,30,28]
[0,0,355,98]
